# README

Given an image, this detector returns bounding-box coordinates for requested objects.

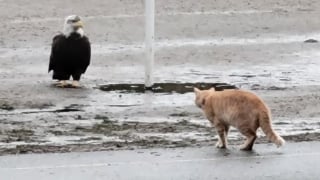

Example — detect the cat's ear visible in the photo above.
[194,87,201,95]
[210,87,216,91]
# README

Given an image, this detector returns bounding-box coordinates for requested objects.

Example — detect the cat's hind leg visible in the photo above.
[239,129,257,151]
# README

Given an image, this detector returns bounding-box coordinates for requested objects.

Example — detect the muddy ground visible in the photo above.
[0,0,320,155]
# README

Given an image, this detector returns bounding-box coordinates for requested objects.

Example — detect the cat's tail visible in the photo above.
[259,111,285,147]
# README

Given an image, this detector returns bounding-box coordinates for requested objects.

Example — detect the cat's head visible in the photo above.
[194,87,215,109]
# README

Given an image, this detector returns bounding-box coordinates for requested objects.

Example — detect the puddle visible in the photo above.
[98,82,238,93]
[0,104,84,116]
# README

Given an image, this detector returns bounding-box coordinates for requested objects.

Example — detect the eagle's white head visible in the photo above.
[63,15,84,38]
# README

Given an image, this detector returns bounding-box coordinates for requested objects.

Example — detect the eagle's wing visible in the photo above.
[79,36,91,73]
[48,34,64,72]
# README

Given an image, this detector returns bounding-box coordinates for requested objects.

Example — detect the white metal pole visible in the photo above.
[145,0,155,88]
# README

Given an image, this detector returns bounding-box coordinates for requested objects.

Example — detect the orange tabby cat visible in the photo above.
[194,87,285,150]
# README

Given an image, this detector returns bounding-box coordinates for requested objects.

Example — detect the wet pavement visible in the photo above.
[1,0,320,155]
[0,141,320,180]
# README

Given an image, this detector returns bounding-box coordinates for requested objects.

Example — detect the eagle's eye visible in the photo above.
[67,19,78,24]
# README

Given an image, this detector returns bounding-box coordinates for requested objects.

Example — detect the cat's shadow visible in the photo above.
[213,146,284,158]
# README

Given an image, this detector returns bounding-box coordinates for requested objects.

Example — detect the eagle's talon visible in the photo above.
[56,80,68,88]
[71,81,80,88]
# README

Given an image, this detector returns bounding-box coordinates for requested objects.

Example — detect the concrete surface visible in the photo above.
[1,0,320,155]
[0,141,319,180]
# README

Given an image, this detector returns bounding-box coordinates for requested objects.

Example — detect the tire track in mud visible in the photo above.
[1,103,320,155]
[1,85,320,155]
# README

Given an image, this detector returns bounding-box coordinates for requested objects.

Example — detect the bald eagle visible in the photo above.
[49,15,91,88]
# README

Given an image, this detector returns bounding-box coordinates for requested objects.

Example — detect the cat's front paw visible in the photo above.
[215,141,226,149]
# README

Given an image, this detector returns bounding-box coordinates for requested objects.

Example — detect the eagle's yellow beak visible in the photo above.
[73,21,83,28]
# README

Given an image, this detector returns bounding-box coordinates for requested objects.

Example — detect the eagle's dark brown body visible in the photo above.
[49,33,91,81]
